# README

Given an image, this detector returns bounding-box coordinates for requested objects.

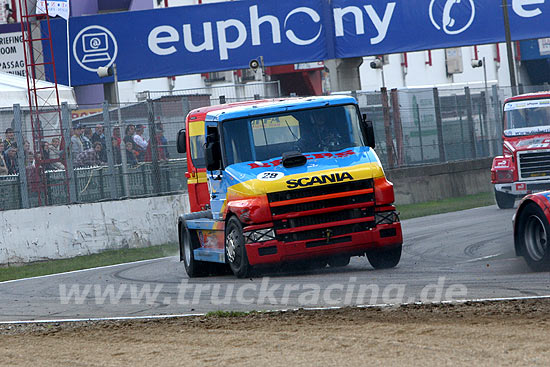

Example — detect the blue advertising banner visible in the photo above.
[43,0,550,86]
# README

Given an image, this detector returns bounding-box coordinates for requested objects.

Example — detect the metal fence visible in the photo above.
[1,83,549,211]
[350,84,549,168]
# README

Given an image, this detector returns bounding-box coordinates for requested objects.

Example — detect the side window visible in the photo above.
[188,121,205,169]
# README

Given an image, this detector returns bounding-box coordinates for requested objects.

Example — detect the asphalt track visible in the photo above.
[1,205,549,322]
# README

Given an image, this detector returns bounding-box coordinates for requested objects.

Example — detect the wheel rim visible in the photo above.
[226,228,241,266]
[183,230,192,265]
[524,215,548,262]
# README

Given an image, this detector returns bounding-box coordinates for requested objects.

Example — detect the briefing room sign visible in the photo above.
[43,0,550,86]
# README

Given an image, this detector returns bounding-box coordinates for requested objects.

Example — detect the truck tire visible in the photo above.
[517,203,550,272]
[180,224,208,277]
[494,188,515,209]
[225,216,252,278]
[327,256,350,267]
[367,245,402,269]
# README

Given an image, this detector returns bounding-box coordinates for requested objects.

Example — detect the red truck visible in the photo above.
[491,92,550,209]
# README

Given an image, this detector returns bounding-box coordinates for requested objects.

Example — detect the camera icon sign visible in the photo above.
[73,25,119,73]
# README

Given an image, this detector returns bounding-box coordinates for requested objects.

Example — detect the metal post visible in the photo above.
[381,87,394,168]
[390,89,404,166]
[102,101,118,199]
[61,103,78,203]
[502,0,517,95]
[113,64,130,197]
[464,87,477,158]
[433,88,446,162]
[13,104,29,209]
[413,97,424,162]
[492,85,504,154]
[147,99,161,194]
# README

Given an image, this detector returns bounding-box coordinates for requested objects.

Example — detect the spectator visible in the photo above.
[75,142,103,168]
[133,124,148,161]
[25,151,35,168]
[113,127,122,144]
[71,124,84,157]
[144,126,167,162]
[3,127,16,150]
[23,140,31,157]
[91,124,107,162]
[157,125,170,160]
[123,124,136,147]
[0,142,7,175]
[40,141,54,170]
[82,127,93,150]
[111,137,121,164]
[5,146,18,175]
[125,141,138,166]
[49,137,65,170]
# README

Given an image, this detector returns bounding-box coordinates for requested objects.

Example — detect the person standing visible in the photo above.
[81,127,93,150]
[0,142,8,175]
[3,128,16,150]
[71,125,84,157]
[133,124,148,161]
[4,146,18,175]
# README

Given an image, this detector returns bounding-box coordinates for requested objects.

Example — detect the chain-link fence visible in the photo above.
[1,83,548,211]
[349,84,544,168]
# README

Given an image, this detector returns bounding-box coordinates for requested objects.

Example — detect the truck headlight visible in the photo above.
[495,170,514,183]
[375,211,399,225]
[245,228,276,243]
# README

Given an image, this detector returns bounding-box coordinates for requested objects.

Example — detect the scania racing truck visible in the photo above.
[492,92,550,209]
[177,96,403,278]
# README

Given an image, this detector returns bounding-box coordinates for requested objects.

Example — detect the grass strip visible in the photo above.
[397,191,495,220]
[0,243,178,282]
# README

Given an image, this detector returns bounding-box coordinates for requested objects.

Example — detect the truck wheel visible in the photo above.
[517,203,550,272]
[180,224,207,277]
[367,245,402,269]
[494,188,515,209]
[225,216,252,278]
[327,256,350,267]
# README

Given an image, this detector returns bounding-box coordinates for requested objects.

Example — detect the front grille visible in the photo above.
[274,208,374,230]
[267,179,373,202]
[269,178,375,243]
[519,151,550,179]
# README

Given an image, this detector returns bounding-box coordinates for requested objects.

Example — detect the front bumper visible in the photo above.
[495,180,550,196]
[244,222,403,266]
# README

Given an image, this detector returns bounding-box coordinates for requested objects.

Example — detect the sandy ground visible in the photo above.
[1,299,549,366]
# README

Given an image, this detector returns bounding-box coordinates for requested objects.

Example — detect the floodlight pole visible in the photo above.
[113,64,130,197]
[502,0,518,95]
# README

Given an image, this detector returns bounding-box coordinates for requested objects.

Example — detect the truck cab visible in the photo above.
[492,92,550,209]
[177,96,403,278]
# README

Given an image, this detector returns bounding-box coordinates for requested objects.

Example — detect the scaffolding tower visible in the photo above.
[18,0,71,205]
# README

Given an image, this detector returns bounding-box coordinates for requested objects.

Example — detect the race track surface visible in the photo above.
[1,205,549,322]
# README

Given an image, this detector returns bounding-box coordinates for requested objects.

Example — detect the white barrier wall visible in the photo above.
[0,194,189,265]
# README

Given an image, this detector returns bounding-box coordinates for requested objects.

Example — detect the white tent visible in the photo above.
[0,71,76,108]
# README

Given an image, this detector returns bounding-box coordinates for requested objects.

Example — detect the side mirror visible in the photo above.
[360,119,376,149]
[205,134,221,171]
[176,129,186,153]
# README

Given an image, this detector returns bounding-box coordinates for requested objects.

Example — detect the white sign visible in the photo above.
[504,99,550,111]
[36,0,70,20]
[538,38,550,56]
[257,171,284,181]
[0,31,25,76]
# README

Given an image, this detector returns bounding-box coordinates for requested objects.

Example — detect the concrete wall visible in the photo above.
[0,159,494,264]
[386,158,493,205]
[0,194,189,265]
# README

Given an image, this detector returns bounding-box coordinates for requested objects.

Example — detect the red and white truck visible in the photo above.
[491,92,550,209]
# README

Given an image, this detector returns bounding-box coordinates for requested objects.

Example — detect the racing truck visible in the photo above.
[514,191,550,271]
[492,92,550,209]
[176,96,403,278]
